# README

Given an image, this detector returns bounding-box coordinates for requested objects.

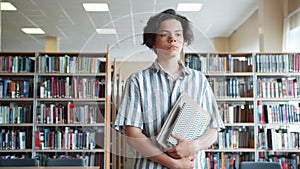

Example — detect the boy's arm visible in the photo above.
[124,125,196,169]
[165,128,218,159]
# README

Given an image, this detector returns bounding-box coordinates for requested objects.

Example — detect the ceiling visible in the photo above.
[1,0,258,61]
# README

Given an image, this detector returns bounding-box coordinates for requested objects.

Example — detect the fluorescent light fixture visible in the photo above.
[177,3,203,12]
[83,3,109,12]
[1,2,17,11]
[21,28,45,34]
[96,28,116,34]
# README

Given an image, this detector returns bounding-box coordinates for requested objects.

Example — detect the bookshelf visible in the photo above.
[0,51,111,169]
[255,53,300,168]
[0,53,35,158]
[0,52,36,159]
[182,52,300,168]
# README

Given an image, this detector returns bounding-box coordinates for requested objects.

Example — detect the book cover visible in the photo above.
[156,92,211,148]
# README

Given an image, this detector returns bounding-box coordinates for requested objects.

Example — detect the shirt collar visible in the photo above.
[150,59,192,76]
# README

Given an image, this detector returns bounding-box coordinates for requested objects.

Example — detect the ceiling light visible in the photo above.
[83,3,109,12]
[1,2,17,11]
[96,28,116,34]
[21,28,45,34]
[176,3,203,12]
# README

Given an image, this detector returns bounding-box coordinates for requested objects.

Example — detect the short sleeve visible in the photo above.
[202,81,225,130]
[114,76,144,133]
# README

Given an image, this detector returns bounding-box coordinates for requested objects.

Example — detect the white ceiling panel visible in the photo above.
[1,0,259,61]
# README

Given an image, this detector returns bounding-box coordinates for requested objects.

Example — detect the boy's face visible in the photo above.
[154,19,184,58]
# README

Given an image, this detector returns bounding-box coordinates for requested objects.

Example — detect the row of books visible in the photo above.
[184,54,206,72]
[219,103,254,123]
[0,154,31,159]
[217,127,254,149]
[257,101,300,124]
[0,56,35,73]
[38,77,105,99]
[37,153,97,166]
[0,79,32,98]
[259,152,298,169]
[0,104,32,124]
[184,53,252,73]
[35,127,97,150]
[0,155,96,167]
[258,127,300,150]
[206,152,254,169]
[36,103,103,124]
[184,53,300,73]
[37,55,106,73]
[257,77,299,98]
[256,54,290,73]
[208,77,253,98]
[0,129,28,150]
[256,54,300,73]
[3,53,300,74]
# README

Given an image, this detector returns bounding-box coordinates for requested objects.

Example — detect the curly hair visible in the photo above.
[142,9,194,49]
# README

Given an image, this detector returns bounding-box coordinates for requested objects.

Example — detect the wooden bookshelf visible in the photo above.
[0,52,36,159]
[182,52,300,168]
[0,51,111,169]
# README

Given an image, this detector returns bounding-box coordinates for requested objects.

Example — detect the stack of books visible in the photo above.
[156,92,211,148]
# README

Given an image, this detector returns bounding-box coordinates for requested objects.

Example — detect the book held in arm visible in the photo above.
[156,92,211,148]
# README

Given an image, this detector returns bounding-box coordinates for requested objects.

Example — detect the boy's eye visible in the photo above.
[159,33,168,37]
[176,33,182,37]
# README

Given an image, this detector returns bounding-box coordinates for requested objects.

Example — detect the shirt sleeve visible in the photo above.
[202,79,225,130]
[114,76,144,133]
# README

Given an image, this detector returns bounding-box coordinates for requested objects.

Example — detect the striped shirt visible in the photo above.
[114,59,224,169]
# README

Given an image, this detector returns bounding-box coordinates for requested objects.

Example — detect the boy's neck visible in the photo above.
[157,57,181,74]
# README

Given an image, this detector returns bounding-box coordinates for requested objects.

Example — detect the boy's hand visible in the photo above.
[165,133,195,159]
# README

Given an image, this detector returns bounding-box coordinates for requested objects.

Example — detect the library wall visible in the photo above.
[228,10,259,52]
[45,36,58,52]
[288,0,300,14]
[229,0,285,53]
[258,0,284,52]
[212,10,259,53]
[115,61,152,81]
[212,38,230,53]
[215,0,295,53]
